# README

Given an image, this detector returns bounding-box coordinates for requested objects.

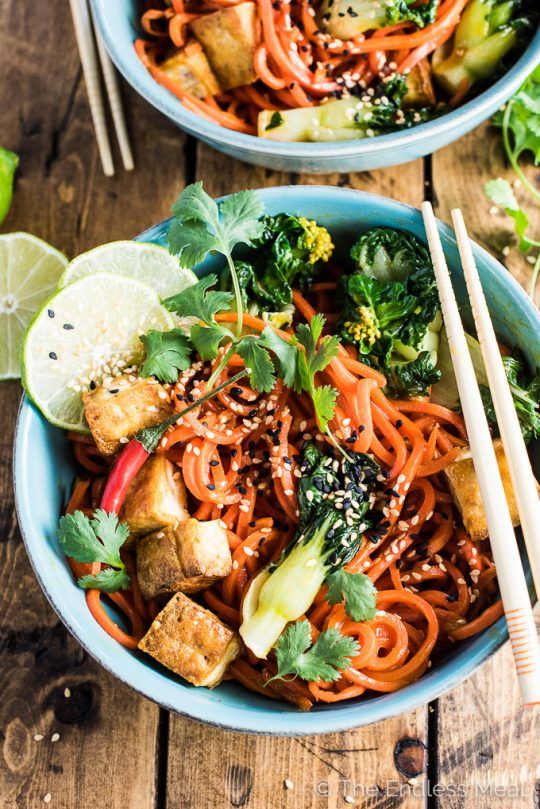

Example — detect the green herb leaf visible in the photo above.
[164,274,233,324]
[291,314,340,431]
[140,328,193,383]
[265,112,285,131]
[57,509,131,592]
[190,322,231,361]
[484,178,534,251]
[259,325,298,388]
[168,182,265,265]
[326,569,377,621]
[78,567,131,592]
[270,621,358,683]
[311,385,339,434]
[236,337,276,393]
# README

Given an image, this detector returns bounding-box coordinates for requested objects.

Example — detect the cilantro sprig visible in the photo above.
[326,570,377,622]
[58,510,131,592]
[292,313,340,434]
[485,66,540,299]
[269,621,358,684]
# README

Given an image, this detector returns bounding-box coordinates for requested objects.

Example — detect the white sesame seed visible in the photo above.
[412,572,422,581]
[51,733,60,743]
[119,436,129,444]
[457,577,466,585]
[43,794,52,805]
[284,779,294,790]
[193,446,201,456]
[34,734,44,741]
[244,547,254,556]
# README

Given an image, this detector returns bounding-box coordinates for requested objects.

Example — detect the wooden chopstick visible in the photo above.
[452,208,540,597]
[68,0,135,176]
[90,5,135,173]
[421,201,540,707]
[68,0,114,177]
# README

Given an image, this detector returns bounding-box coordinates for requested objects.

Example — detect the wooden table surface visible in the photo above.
[1,2,539,807]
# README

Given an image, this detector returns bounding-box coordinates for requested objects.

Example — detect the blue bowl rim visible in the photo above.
[90,0,540,160]
[13,186,539,735]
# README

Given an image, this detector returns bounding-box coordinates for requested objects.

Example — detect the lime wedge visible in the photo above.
[22,272,175,431]
[0,232,68,380]
[59,241,197,299]
[0,147,19,224]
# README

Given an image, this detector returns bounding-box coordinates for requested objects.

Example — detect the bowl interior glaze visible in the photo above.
[14,187,539,734]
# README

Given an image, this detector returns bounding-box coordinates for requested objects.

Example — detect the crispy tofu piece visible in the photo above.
[139,592,241,687]
[136,518,232,599]
[191,2,260,91]
[403,62,436,109]
[159,40,220,99]
[120,455,188,540]
[444,439,527,541]
[82,375,173,457]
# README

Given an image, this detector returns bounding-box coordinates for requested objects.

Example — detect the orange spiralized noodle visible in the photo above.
[133,0,473,136]
[65,281,504,708]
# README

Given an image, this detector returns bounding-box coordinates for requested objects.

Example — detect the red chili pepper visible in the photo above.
[100,438,150,514]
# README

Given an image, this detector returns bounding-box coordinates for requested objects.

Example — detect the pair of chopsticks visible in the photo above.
[422,202,540,707]
[68,0,134,177]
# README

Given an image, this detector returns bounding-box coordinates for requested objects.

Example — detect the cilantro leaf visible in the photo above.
[291,314,340,431]
[78,567,131,593]
[168,182,265,265]
[326,570,377,622]
[484,178,533,251]
[190,322,231,361]
[140,328,193,383]
[236,337,276,393]
[164,274,233,324]
[311,385,338,434]
[58,509,131,592]
[58,511,108,564]
[259,325,298,388]
[270,621,358,683]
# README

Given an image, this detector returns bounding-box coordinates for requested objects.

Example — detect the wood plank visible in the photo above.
[434,608,540,808]
[165,146,429,809]
[432,120,540,809]
[432,121,540,296]
[0,2,192,805]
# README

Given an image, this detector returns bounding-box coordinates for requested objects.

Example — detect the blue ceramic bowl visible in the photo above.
[14,187,539,734]
[89,0,540,173]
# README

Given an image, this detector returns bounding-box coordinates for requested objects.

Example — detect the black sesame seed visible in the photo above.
[248,409,258,418]
[206,483,216,491]
[396,419,403,428]
[187,393,195,403]
[49,351,57,360]
[109,388,119,394]
[47,309,55,318]
[231,449,238,457]
[89,380,96,390]
[63,323,74,330]
[231,387,243,397]
[447,593,458,603]
[347,5,358,15]
[238,486,248,495]
[345,434,357,444]
[210,459,219,467]
[176,394,185,401]
[359,425,365,433]
[249,520,257,527]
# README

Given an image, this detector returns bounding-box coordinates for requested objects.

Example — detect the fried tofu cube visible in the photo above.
[82,375,173,457]
[139,592,241,687]
[120,455,188,540]
[403,62,436,109]
[191,2,260,90]
[136,518,232,599]
[444,439,525,541]
[160,40,220,98]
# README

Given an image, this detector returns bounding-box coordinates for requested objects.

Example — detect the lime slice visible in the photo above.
[22,272,175,431]
[0,147,19,224]
[0,232,68,380]
[59,241,197,299]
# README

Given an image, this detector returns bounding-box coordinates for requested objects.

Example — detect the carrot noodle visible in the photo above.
[133,0,473,136]
[65,273,504,706]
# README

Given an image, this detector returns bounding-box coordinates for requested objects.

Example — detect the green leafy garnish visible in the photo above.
[265,111,285,131]
[292,313,340,433]
[259,324,298,388]
[269,621,358,683]
[58,509,131,592]
[326,569,377,622]
[168,183,264,341]
[140,328,193,383]
[487,66,540,299]
[236,337,276,393]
